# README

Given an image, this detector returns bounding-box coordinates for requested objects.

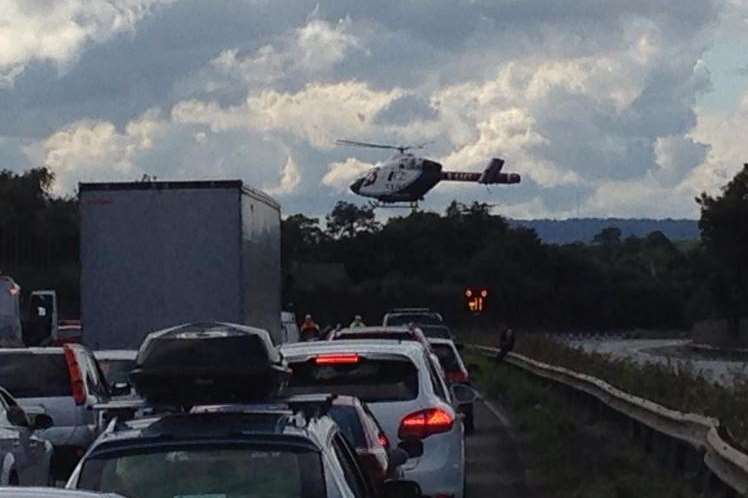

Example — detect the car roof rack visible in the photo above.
[95,394,340,434]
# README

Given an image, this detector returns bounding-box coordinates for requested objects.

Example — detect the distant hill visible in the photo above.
[509,218,699,244]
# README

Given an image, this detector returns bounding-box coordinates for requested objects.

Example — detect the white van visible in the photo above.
[0,276,22,347]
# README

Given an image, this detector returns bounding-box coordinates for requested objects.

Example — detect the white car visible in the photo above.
[281,339,466,498]
[0,489,125,497]
[0,387,54,486]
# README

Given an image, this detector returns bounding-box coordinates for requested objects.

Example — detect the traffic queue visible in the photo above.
[0,308,476,498]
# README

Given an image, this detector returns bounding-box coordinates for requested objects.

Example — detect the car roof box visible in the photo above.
[130,322,290,406]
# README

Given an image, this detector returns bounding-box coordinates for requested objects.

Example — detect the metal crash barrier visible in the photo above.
[466,344,748,497]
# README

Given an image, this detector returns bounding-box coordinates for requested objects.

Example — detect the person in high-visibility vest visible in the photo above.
[300,314,320,341]
[349,315,365,328]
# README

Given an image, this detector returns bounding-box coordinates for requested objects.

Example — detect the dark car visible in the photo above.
[382,308,443,327]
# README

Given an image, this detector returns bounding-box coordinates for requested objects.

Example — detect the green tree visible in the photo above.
[325,201,380,239]
[696,163,748,332]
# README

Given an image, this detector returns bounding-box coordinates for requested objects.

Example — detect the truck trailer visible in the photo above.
[80,180,281,349]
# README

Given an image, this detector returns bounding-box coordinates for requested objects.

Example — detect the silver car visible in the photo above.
[0,345,110,479]
[0,387,54,486]
[0,488,124,497]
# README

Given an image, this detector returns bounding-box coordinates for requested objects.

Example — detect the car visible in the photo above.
[0,387,55,486]
[281,339,468,498]
[281,310,301,343]
[0,488,125,498]
[53,321,83,347]
[382,308,443,327]
[67,402,421,498]
[427,338,474,433]
[92,350,137,396]
[290,394,404,497]
[0,344,111,479]
[329,326,432,353]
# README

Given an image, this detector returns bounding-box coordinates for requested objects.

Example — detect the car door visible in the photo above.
[330,432,374,498]
[0,389,48,485]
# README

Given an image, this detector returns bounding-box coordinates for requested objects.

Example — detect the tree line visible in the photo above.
[2,165,746,333]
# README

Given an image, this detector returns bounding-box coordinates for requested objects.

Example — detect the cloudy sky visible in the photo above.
[2,0,748,219]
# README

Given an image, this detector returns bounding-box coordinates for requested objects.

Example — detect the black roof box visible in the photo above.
[130,322,290,406]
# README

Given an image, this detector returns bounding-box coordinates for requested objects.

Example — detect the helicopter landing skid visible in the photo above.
[368,200,420,211]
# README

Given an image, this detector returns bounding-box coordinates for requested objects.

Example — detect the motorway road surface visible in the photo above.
[465,398,533,498]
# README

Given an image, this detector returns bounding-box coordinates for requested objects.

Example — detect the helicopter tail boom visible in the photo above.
[442,158,521,185]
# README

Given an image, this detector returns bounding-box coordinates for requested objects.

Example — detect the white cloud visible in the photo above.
[265,155,301,195]
[37,110,165,193]
[0,0,173,86]
[322,157,373,191]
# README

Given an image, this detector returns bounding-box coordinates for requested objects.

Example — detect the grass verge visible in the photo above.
[474,356,700,498]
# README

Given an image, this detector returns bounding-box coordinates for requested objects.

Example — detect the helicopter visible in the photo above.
[338,139,521,208]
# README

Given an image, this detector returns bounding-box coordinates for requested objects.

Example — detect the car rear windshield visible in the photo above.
[328,405,366,448]
[286,357,419,402]
[78,444,324,498]
[418,325,452,339]
[386,314,441,326]
[431,344,461,371]
[98,358,136,385]
[0,352,71,398]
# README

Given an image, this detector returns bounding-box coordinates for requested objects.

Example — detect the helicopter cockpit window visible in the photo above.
[363,169,378,187]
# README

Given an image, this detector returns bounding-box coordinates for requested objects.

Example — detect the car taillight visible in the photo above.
[398,407,455,439]
[314,354,360,365]
[63,346,86,406]
[378,433,390,449]
[447,370,468,384]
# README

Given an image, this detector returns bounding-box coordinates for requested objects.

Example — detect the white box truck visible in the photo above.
[79,180,281,349]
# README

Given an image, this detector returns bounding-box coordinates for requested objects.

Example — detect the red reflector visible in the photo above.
[398,408,455,440]
[447,370,469,384]
[377,433,390,449]
[314,354,360,365]
[63,346,86,406]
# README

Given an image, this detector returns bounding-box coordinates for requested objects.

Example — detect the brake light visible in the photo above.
[377,433,390,449]
[398,408,455,439]
[314,354,360,365]
[63,346,86,406]
[447,370,469,384]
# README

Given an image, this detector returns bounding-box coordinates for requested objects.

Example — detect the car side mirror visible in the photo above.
[397,439,423,458]
[6,406,28,427]
[382,479,423,498]
[450,383,478,406]
[110,382,132,397]
[31,413,54,431]
[387,447,409,468]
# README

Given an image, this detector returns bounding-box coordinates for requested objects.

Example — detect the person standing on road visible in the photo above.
[300,314,320,341]
[349,315,366,328]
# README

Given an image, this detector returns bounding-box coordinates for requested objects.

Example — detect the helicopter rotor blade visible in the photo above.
[336,139,404,151]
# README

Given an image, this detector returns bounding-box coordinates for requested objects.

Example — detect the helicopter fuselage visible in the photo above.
[349,153,443,203]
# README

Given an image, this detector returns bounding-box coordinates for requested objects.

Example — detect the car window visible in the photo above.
[331,433,369,498]
[0,352,72,398]
[328,405,367,448]
[425,353,448,401]
[419,326,452,339]
[286,357,419,402]
[78,444,325,498]
[431,344,460,371]
[386,314,441,326]
[80,351,108,398]
[98,358,136,386]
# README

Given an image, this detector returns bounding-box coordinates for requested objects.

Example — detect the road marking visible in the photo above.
[476,391,512,428]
